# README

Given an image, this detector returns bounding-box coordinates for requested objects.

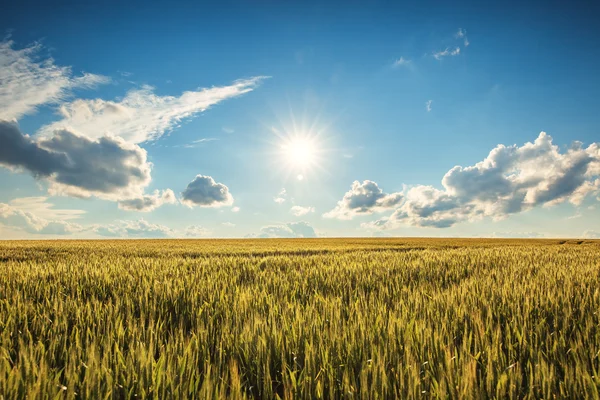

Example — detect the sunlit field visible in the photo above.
[0,238,599,398]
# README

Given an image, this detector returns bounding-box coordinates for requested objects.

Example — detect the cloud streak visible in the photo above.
[38,77,267,143]
[0,40,109,121]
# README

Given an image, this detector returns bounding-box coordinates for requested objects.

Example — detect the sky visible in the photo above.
[1,0,600,239]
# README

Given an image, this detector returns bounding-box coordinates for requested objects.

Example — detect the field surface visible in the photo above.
[0,238,599,399]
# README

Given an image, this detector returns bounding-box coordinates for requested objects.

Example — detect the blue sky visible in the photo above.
[1,0,600,238]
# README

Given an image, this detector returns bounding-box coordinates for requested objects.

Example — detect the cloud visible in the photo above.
[433,47,461,60]
[257,221,317,238]
[181,174,234,208]
[393,57,411,68]
[117,189,176,212]
[290,205,315,216]
[222,222,236,227]
[0,40,110,121]
[38,77,267,143]
[94,219,173,238]
[0,121,153,201]
[7,196,85,220]
[455,28,470,46]
[324,180,403,220]
[231,206,240,212]
[582,230,600,239]
[369,132,600,229]
[426,100,433,112]
[185,225,210,237]
[273,188,287,204]
[0,200,84,235]
[178,138,218,149]
[488,231,545,238]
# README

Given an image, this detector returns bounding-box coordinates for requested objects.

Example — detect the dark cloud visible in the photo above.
[181,175,233,208]
[0,121,152,200]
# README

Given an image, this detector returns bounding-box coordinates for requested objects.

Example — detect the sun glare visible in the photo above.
[282,137,317,168]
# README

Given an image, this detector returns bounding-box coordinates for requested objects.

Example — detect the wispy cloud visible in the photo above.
[426,100,433,112]
[273,188,287,204]
[290,205,315,216]
[0,40,110,121]
[38,77,268,144]
[177,137,218,148]
[455,28,470,47]
[392,57,411,68]
[0,198,85,235]
[433,47,460,60]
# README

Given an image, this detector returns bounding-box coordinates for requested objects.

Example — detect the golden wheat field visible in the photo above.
[0,238,599,399]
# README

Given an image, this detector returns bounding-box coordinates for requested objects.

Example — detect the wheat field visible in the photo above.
[0,238,599,399]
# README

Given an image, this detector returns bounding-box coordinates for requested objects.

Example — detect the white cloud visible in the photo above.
[290,205,315,216]
[255,221,317,238]
[222,222,236,227]
[324,180,403,220]
[273,188,287,204]
[181,174,234,208]
[7,196,85,220]
[582,230,600,239]
[426,100,433,112]
[118,189,176,212]
[367,132,600,229]
[0,199,84,235]
[185,225,210,237]
[0,40,109,121]
[393,57,411,68]
[231,206,240,213]
[94,219,173,238]
[455,28,470,47]
[433,47,461,60]
[0,121,154,201]
[488,231,545,238]
[38,77,267,143]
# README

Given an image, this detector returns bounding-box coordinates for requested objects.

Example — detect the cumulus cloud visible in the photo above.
[38,77,266,143]
[0,121,153,201]
[290,205,315,216]
[0,41,109,121]
[368,132,600,229]
[0,199,84,235]
[93,219,173,238]
[256,221,317,238]
[181,174,234,208]
[324,180,403,220]
[118,189,176,212]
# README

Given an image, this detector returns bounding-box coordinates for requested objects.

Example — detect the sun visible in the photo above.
[282,136,317,169]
